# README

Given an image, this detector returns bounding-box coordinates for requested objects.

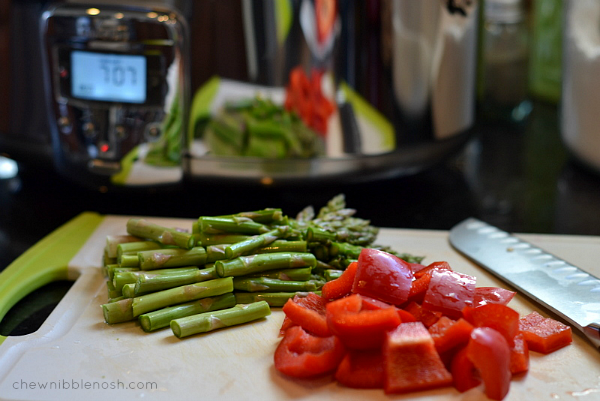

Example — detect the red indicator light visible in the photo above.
[60,68,68,78]
[100,143,110,153]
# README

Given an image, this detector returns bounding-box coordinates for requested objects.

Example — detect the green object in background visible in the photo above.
[0,212,104,345]
[529,0,563,103]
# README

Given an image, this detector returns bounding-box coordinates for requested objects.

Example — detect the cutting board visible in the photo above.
[0,213,599,401]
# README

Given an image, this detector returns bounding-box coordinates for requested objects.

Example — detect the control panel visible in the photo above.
[41,3,188,187]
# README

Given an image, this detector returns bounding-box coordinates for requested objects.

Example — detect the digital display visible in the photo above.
[71,51,147,104]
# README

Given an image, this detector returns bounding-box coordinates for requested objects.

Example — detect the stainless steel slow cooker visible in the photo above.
[0,0,479,188]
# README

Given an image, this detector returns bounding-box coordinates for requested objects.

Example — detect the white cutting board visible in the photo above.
[0,214,599,401]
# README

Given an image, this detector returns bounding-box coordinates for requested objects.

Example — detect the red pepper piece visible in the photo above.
[463,303,520,346]
[383,322,453,394]
[274,325,346,379]
[352,248,413,306]
[282,292,330,337]
[404,301,442,328]
[466,327,512,401]
[422,269,476,319]
[473,287,516,307]
[451,346,481,393]
[428,316,474,354]
[414,261,452,279]
[334,349,384,389]
[321,261,357,301]
[510,333,530,374]
[326,294,401,350]
[519,311,573,354]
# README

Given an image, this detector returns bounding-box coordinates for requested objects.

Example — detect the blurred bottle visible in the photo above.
[479,0,532,124]
[529,0,562,104]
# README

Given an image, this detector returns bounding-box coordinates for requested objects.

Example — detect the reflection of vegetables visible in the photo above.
[204,97,325,158]
[315,0,337,44]
[145,93,182,167]
[284,67,335,136]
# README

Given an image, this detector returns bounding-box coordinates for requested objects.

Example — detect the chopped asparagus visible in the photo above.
[101,277,234,324]
[224,226,289,259]
[198,216,270,235]
[105,235,141,258]
[132,277,233,317]
[215,252,317,277]
[138,247,207,270]
[170,301,271,338]
[126,218,195,250]
[233,291,321,307]
[232,277,322,292]
[139,293,236,332]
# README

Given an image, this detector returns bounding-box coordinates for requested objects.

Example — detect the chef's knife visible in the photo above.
[449,217,600,351]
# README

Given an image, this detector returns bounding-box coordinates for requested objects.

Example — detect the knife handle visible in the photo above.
[0,212,103,337]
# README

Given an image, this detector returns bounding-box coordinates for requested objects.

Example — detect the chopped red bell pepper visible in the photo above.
[462,303,520,346]
[352,248,413,306]
[422,269,476,319]
[467,327,512,401]
[334,349,384,389]
[282,292,330,337]
[519,311,573,354]
[321,261,357,301]
[414,261,452,279]
[404,301,442,328]
[473,287,516,307]
[451,346,481,393]
[428,316,474,354]
[383,322,453,394]
[326,293,401,350]
[274,325,346,379]
[509,333,529,374]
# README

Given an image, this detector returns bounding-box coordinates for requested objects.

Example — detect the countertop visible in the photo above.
[2,100,600,335]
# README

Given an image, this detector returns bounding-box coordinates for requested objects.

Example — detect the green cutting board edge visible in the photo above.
[0,212,105,345]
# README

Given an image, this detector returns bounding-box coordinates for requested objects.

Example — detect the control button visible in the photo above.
[83,122,96,138]
[115,125,127,140]
[58,116,71,134]
[145,122,162,141]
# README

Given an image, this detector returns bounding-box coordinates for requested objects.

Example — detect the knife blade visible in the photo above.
[449,217,600,351]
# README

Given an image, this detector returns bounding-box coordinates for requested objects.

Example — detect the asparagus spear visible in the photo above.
[224,226,289,259]
[118,254,140,267]
[196,233,250,247]
[134,267,218,295]
[117,241,163,258]
[170,301,271,338]
[253,240,307,254]
[205,244,229,263]
[324,269,343,281]
[101,277,233,324]
[122,283,136,298]
[198,216,270,235]
[215,252,317,277]
[138,247,207,270]
[139,293,236,332]
[231,208,285,225]
[126,218,195,250]
[329,241,363,260]
[106,265,139,281]
[105,235,140,258]
[232,277,322,292]
[247,267,312,281]
[233,291,321,307]
[102,298,134,324]
[132,277,233,317]
[113,266,201,292]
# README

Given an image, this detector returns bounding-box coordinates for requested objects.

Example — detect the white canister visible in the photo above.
[561,0,600,173]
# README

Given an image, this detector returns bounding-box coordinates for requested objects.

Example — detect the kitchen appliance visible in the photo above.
[0,0,480,188]
[561,0,600,175]
[449,217,600,350]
